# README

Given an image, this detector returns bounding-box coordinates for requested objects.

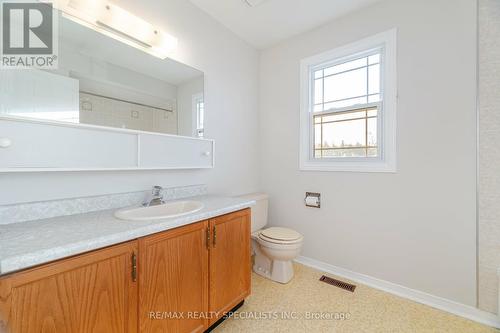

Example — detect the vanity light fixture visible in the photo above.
[56,0,178,59]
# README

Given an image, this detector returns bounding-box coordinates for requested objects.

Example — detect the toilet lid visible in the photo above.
[259,227,303,242]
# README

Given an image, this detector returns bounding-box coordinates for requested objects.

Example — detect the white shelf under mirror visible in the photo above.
[0,117,214,172]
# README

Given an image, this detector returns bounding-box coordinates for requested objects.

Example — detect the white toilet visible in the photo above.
[238,193,304,284]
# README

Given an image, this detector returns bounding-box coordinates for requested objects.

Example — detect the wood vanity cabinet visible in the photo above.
[138,208,251,332]
[208,209,251,326]
[138,220,209,333]
[0,241,138,333]
[0,208,251,333]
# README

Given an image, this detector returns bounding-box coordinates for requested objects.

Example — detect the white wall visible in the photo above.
[0,0,260,205]
[259,0,477,306]
[478,0,500,314]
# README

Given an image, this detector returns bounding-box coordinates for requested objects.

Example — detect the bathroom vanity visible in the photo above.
[0,198,252,333]
[0,1,251,331]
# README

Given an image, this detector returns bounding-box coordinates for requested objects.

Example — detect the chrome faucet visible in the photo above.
[143,186,165,207]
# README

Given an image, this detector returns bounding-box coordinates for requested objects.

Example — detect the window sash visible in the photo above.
[308,48,384,161]
[299,29,397,172]
[309,102,382,161]
[310,48,381,77]
[310,48,383,115]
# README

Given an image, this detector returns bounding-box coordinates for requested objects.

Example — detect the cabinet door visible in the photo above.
[209,209,251,325]
[139,221,209,333]
[0,241,138,333]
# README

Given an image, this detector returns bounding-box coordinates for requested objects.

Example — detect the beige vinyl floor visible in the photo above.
[214,263,499,333]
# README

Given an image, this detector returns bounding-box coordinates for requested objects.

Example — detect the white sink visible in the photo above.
[114,200,204,221]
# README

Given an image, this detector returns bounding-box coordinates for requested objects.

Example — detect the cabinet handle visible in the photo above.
[206,227,210,250]
[131,252,137,282]
[213,225,217,247]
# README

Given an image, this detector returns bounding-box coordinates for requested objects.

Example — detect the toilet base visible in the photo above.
[252,239,295,284]
[253,259,294,284]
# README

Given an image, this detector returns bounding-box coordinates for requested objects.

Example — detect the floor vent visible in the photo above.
[319,275,356,292]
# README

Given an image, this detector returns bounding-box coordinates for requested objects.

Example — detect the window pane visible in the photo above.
[314,79,323,104]
[314,104,323,112]
[313,107,379,159]
[323,67,367,103]
[367,117,377,146]
[322,118,366,148]
[324,57,367,76]
[368,54,380,65]
[314,124,322,148]
[324,96,367,110]
[368,64,380,95]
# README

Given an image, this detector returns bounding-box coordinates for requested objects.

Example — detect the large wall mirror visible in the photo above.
[0,2,212,171]
[0,8,205,138]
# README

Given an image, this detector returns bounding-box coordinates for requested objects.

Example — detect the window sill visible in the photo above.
[300,160,397,173]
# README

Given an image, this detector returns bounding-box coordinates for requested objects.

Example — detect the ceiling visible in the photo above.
[189,0,383,49]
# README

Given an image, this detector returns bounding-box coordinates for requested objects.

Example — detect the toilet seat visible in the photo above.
[258,227,303,244]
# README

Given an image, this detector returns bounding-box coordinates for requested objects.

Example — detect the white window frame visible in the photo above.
[300,29,397,173]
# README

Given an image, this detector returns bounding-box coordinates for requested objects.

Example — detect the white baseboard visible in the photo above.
[295,256,500,329]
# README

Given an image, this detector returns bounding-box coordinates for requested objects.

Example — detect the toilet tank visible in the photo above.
[237,193,269,233]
